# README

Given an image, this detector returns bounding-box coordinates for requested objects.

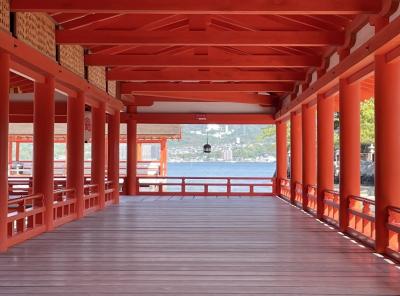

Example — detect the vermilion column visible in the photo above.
[67,93,85,218]
[302,104,317,210]
[276,121,287,195]
[91,104,106,209]
[290,111,302,204]
[108,110,121,204]
[317,94,334,219]
[160,139,167,176]
[0,53,10,252]
[33,77,55,230]
[339,79,360,232]
[375,56,400,253]
[126,106,137,195]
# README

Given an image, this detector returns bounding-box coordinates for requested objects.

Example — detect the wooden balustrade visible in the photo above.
[347,196,375,245]
[53,188,77,228]
[323,190,340,226]
[387,206,400,259]
[104,181,115,205]
[294,182,303,207]
[7,194,46,248]
[137,177,275,196]
[306,185,317,214]
[279,178,291,201]
[83,184,99,214]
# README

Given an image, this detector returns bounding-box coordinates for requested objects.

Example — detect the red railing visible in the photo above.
[104,181,115,205]
[347,195,375,245]
[83,184,99,214]
[53,188,77,228]
[8,177,32,196]
[7,194,46,248]
[137,177,275,196]
[306,185,317,214]
[387,206,400,257]
[323,190,340,226]
[279,178,291,201]
[294,182,303,207]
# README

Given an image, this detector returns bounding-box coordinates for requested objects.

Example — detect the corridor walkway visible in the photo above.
[0,196,399,295]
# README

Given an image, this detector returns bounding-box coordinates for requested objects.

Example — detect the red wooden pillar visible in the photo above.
[339,79,360,232]
[375,56,400,253]
[160,138,167,176]
[108,109,121,204]
[67,93,85,218]
[276,121,287,195]
[302,104,316,210]
[0,52,10,252]
[91,104,106,209]
[137,143,142,161]
[290,111,302,204]
[126,106,137,195]
[317,94,335,219]
[33,77,55,231]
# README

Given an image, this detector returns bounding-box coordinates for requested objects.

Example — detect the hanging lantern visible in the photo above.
[203,132,211,153]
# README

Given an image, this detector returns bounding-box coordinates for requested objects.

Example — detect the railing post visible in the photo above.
[91,103,106,209]
[0,52,10,252]
[375,56,400,253]
[33,77,55,231]
[302,103,316,210]
[290,111,302,204]
[67,92,85,218]
[126,106,137,195]
[276,121,287,196]
[108,109,121,204]
[317,94,334,219]
[339,79,360,232]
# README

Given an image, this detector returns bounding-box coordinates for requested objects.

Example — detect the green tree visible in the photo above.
[360,98,375,145]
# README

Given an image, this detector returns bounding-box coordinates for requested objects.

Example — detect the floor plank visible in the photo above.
[1,196,400,295]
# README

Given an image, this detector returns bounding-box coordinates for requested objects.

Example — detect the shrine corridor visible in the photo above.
[0,196,399,295]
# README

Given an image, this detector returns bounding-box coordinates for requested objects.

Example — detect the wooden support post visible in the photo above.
[375,56,400,253]
[276,121,287,196]
[317,94,335,219]
[67,93,85,218]
[0,52,10,252]
[33,77,55,231]
[339,79,360,232]
[108,110,121,204]
[126,106,137,195]
[290,111,302,204]
[137,142,142,161]
[91,104,106,209]
[302,104,316,210]
[160,138,167,176]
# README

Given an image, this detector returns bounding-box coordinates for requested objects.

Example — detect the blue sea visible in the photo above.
[167,162,276,177]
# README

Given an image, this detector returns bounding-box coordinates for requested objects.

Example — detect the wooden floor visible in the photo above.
[1,196,400,295]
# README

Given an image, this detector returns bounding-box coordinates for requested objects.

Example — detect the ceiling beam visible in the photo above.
[108,69,306,82]
[121,82,293,93]
[86,54,322,68]
[131,92,276,105]
[11,0,381,15]
[56,30,345,46]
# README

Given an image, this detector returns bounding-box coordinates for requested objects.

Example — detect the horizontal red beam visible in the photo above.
[121,82,294,93]
[11,0,381,15]
[86,54,322,68]
[108,69,306,82]
[122,113,275,124]
[132,92,276,105]
[56,30,345,47]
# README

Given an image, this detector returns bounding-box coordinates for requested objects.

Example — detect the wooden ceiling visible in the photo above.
[10,0,383,112]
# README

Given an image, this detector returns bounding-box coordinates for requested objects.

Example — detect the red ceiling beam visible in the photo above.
[107,69,306,82]
[122,113,275,125]
[132,92,276,105]
[11,0,381,15]
[56,30,345,47]
[121,82,293,93]
[86,54,322,68]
